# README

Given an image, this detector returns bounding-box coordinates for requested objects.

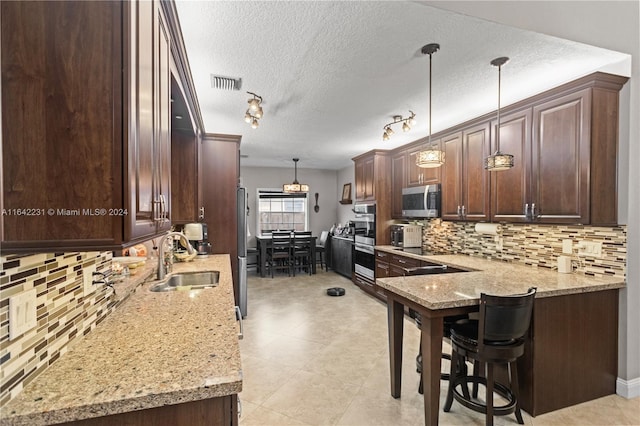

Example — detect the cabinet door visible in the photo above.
[532,89,591,223]
[462,123,491,221]
[408,144,441,186]
[375,260,390,278]
[127,0,157,241]
[354,160,365,200]
[491,109,532,222]
[363,156,375,200]
[155,4,172,231]
[1,0,124,249]
[391,152,405,218]
[441,132,463,220]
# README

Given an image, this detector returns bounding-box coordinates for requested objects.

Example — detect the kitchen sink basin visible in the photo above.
[149,271,220,292]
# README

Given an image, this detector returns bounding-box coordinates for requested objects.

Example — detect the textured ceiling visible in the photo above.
[174,1,630,170]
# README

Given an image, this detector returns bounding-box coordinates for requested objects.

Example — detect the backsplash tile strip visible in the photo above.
[420,221,626,278]
[0,251,115,403]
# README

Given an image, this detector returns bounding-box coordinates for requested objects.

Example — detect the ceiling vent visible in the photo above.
[210,74,242,91]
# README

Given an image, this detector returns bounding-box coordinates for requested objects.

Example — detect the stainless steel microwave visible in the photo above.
[402,184,441,218]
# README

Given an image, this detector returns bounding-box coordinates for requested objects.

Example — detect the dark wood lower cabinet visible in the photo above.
[517,289,618,416]
[330,236,353,278]
[63,394,238,426]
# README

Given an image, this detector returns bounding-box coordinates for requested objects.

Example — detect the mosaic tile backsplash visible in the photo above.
[420,221,626,278]
[0,252,114,406]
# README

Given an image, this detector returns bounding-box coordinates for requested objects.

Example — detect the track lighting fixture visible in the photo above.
[484,57,515,171]
[244,91,263,129]
[416,43,445,168]
[381,111,416,141]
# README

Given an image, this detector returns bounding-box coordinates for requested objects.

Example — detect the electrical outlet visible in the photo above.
[562,239,573,254]
[577,241,603,258]
[84,264,97,296]
[9,289,37,340]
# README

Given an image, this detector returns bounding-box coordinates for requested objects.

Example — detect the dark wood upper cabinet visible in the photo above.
[490,109,532,223]
[1,0,179,252]
[441,125,491,222]
[531,89,591,224]
[391,151,406,219]
[388,72,627,226]
[441,132,464,221]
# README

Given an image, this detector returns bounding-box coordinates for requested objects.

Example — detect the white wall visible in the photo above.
[428,0,640,398]
[240,166,338,247]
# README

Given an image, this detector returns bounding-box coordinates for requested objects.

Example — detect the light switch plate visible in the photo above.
[84,264,97,296]
[9,289,37,340]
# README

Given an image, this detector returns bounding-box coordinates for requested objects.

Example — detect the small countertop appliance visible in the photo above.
[184,223,210,255]
[390,224,423,248]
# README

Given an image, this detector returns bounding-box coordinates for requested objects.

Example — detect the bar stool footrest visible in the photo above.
[450,376,517,417]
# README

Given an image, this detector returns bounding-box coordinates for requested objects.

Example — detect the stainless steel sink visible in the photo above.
[149,271,220,292]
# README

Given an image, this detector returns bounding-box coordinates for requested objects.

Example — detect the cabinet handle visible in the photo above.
[524,203,530,220]
[461,205,466,217]
[398,259,406,264]
[161,194,168,222]
[235,306,244,340]
[457,205,461,216]
[532,203,540,219]
[153,198,162,222]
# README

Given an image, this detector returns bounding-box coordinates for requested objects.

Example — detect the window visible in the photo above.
[257,190,308,234]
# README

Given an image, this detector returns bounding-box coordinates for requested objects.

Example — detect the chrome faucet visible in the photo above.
[157,231,196,280]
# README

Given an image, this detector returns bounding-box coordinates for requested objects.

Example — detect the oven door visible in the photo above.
[354,243,375,281]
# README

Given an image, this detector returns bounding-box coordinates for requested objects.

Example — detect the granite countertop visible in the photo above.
[375,245,626,310]
[1,255,242,426]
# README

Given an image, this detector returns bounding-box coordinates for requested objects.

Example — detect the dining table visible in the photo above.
[374,248,625,426]
[255,234,317,277]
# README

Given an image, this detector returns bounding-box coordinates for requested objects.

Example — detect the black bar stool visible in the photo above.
[443,287,537,426]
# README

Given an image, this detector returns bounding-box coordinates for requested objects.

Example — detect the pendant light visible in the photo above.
[484,57,514,171]
[283,158,309,193]
[416,43,445,168]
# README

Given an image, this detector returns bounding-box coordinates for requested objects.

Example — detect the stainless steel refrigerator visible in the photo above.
[237,187,248,317]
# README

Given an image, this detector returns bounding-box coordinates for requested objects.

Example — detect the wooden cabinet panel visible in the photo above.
[354,160,365,200]
[201,134,240,299]
[64,394,238,426]
[441,132,463,220]
[1,0,181,252]
[462,123,491,221]
[391,152,405,218]
[155,5,172,232]
[171,129,199,223]
[1,0,124,249]
[363,156,375,200]
[531,89,591,223]
[491,109,532,222]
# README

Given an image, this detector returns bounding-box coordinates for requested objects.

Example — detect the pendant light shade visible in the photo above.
[417,43,445,169]
[484,57,514,172]
[283,158,309,193]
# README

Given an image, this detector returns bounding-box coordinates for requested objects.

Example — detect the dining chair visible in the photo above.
[444,287,537,426]
[267,231,293,277]
[292,231,313,276]
[315,230,329,271]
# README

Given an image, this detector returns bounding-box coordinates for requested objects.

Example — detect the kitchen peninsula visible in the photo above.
[1,255,241,426]
[375,248,625,426]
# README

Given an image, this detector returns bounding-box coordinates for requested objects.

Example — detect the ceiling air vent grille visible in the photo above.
[210,74,242,91]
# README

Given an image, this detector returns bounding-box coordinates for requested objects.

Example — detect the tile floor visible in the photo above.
[238,269,640,425]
